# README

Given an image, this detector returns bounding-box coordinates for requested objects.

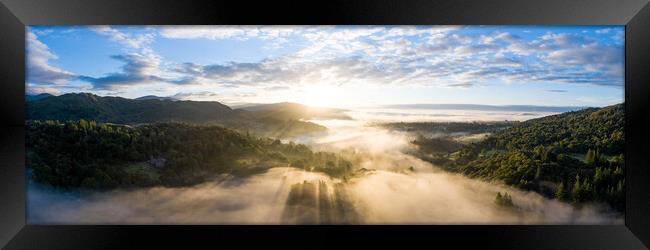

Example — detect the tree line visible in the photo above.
[414,103,625,212]
[27,120,353,189]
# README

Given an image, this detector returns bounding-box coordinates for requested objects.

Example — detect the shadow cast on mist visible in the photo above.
[27,167,623,225]
[281,180,360,224]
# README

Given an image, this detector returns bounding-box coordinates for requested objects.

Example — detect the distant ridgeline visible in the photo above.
[25,93,341,139]
[409,103,625,212]
[382,103,586,113]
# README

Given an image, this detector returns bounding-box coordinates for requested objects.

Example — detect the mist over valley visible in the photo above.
[26,94,624,224]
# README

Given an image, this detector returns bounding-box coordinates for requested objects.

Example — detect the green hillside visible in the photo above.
[414,103,625,212]
[25,93,327,139]
[27,120,353,189]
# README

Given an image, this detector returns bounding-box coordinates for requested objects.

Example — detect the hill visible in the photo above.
[26,120,353,189]
[135,95,178,101]
[410,103,625,212]
[380,121,515,136]
[383,103,585,113]
[26,93,54,101]
[239,102,351,120]
[27,93,233,124]
[480,103,624,155]
[25,93,328,139]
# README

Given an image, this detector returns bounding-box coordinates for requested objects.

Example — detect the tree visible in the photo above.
[495,192,514,207]
[585,149,596,166]
[572,175,582,203]
[555,182,566,201]
[616,180,624,193]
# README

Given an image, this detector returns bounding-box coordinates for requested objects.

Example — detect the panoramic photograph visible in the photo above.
[25,25,624,224]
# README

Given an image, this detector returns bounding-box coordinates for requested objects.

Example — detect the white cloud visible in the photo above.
[480,32,520,45]
[26,85,61,95]
[26,32,76,86]
[79,52,170,90]
[80,26,176,90]
[92,26,155,49]
[171,91,220,101]
[47,26,625,96]
[595,28,612,34]
[159,26,300,41]
[611,29,624,44]
[161,26,247,40]
[33,29,54,36]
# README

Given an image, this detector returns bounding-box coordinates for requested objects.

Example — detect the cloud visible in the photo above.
[545,44,620,66]
[170,60,284,87]
[92,26,155,49]
[447,83,474,88]
[168,54,406,89]
[160,26,248,40]
[79,53,168,90]
[546,89,568,93]
[81,26,168,90]
[35,26,626,97]
[80,26,173,90]
[33,29,54,36]
[26,85,61,95]
[26,32,76,86]
[611,30,624,44]
[263,86,290,91]
[168,27,623,90]
[169,91,257,103]
[595,28,612,34]
[159,26,300,42]
[500,32,623,86]
[480,32,520,45]
[540,42,623,86]
[171,91,220,101]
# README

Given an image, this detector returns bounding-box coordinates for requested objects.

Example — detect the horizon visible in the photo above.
[27,91,622,112]
[27,26,624,108]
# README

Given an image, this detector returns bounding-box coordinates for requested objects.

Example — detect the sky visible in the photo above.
[26,25,624,108]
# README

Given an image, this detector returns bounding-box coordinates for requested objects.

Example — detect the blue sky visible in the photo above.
[26,25,624,108]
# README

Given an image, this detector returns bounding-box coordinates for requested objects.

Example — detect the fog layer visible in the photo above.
[28,108,623,224]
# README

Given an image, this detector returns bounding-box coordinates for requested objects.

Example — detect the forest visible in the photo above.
[404,103,625,212]
[26,92,626,213]
[27,120,353,189]
[379,121,515,135]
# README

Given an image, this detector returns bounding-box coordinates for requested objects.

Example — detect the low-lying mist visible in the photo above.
[346,108,557,123]
[29,168,335,224]
[28,109,623,224]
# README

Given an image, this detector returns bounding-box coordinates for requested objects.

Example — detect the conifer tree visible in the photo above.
[555,182,566,201]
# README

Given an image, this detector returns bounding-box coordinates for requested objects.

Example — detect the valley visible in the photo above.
[25,93,625,224]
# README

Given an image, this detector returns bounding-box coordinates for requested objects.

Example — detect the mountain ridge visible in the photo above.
[26,93,54,101]
[27,92,233,124]
[135,95,178,101]
[25,92,331,139]
[383,103,589,113]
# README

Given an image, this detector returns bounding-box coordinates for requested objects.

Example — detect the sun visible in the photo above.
[294,83,347,108]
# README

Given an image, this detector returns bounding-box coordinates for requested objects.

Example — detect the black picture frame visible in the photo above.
[1,0,649,249]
